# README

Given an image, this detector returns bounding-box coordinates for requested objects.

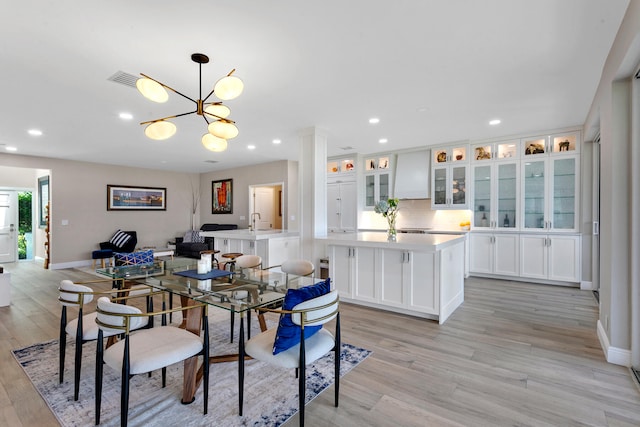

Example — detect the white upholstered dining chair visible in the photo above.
[58,279,152,401]
[94,295,210,427]
[241,284,340,427]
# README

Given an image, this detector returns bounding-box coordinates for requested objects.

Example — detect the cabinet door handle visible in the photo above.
[406,252,410,263]
[401,252,405,263]
[593,221,599,235]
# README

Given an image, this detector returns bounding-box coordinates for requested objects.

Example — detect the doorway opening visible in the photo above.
[18,191,33,260]
[248,183,284,230]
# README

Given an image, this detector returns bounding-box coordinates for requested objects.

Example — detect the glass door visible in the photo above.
[473,165,491,228]
[432,167,448,207]
[451,165,467,206]
[379,173,390,202]
[365,174,375,208]
[497,162,517,229]
[523,160,546,229]
[551,157,577,230]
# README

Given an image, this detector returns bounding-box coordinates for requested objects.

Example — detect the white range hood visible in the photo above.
[394,150,430,199]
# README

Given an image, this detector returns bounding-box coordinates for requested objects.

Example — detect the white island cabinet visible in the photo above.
[200,229,300,268]
[320,232,465,324]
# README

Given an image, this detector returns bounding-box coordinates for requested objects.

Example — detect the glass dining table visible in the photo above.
[130,265,323,414]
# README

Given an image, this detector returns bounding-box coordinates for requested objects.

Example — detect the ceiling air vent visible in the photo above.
[204,160,219,164]
[340,146,354,151]
[107,71,139,88]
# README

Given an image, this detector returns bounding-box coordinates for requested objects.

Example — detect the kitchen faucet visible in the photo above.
[250,212,261,231]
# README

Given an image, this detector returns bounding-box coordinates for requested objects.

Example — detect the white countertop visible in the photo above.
[200,229,300,240]
[317,232,465,251]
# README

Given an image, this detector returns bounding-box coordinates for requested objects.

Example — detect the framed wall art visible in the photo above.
[212,178,233,214]
[107,185,166,211]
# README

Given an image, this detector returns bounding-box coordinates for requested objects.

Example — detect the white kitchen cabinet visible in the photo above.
[364,154,394,209]
[472,161,519,230]
[378,249,438,314]
[329,245,374,300]
[469,233,519,276]
[471,140,519,161]
[519,234,580,282]
[431,163,469,209]
[522,155,579,232]
[214,236,298,269]
[432,144,468,209]
[327,181,357,232]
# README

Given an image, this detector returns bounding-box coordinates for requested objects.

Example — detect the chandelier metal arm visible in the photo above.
[140,73,197,105]
[139,109,198,126]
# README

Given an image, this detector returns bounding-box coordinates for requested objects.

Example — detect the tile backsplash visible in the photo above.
[359,199,471,231]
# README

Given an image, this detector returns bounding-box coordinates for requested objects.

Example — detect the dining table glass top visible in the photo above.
[134,267,322,313]
[95,258,198,280]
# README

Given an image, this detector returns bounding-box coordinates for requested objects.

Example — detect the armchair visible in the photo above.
[99,230,137,253]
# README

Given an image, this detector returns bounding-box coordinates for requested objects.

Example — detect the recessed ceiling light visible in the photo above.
[28,129,43,136]
[489,119,501,125]
[119,112,133,120]
[379,138,388,144]
[6,146,17,152]
[272,139,281,144]
[369,118,380,124]
[247,145,256,150]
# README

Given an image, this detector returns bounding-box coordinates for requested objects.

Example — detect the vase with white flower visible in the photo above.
[374,198,399,240]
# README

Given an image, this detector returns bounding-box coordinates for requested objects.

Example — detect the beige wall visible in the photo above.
[199,160,298,230]
[0,154,297,268]
[583,0,640,356]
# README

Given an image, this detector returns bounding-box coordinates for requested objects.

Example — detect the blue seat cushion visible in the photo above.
[272,278,331,355]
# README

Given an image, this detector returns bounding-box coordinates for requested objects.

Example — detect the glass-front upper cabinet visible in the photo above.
[364,154,393,209]
[432,164,468,209]
[432,145,468,164]
[522,156,578,231]
[327,156,356,176]
[472,140,518,162]
[522,131,580,157]
[472,162,518,229]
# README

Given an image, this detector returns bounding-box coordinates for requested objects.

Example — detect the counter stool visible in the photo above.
[199,249,221,269]
[91,249,113,269]
[220,252,243,272]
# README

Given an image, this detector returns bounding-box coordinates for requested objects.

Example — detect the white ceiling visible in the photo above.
[0,1,630,173]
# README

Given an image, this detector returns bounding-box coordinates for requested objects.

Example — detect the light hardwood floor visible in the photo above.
[1,261,639,426]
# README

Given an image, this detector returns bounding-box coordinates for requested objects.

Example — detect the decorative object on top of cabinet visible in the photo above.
[432,144,468,164]
[523,138,546,156]
[475,146,492,160]
[551,132,579,153]
[365,158,376,171]
[378,156,390,169]
[327,157,356,176]
[471,140,518,162]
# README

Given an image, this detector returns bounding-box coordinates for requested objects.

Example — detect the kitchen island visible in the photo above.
[317,232,466,324]
[200,229,300,268]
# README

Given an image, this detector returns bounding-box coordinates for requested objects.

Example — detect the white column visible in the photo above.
[298,127,327,262]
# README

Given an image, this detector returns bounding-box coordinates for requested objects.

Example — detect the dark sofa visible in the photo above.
[175,224,238,258]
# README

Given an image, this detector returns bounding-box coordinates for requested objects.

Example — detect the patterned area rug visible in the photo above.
[12,312,371,427]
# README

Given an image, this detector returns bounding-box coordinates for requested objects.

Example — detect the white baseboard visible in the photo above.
[580,280,594,290]
[597,319,632,367]
[49,260,92,270]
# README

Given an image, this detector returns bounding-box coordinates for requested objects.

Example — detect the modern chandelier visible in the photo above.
[136,53,243,152]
